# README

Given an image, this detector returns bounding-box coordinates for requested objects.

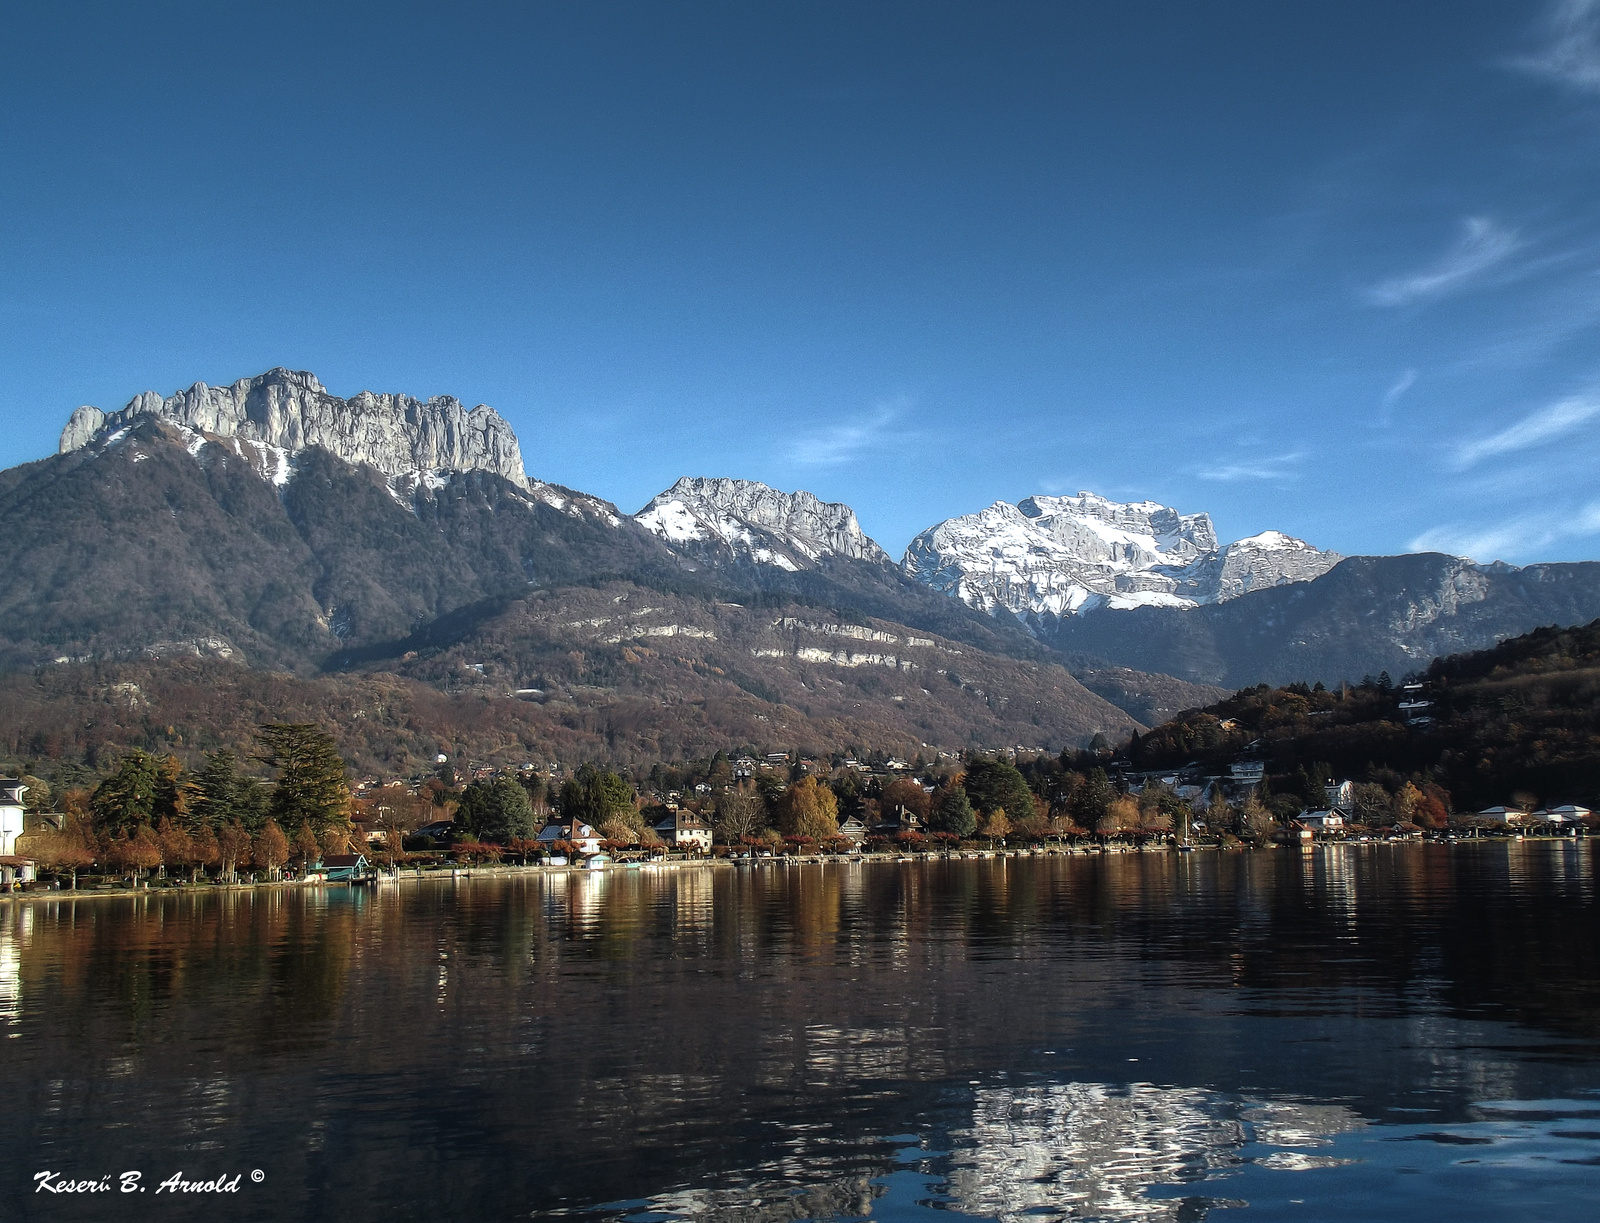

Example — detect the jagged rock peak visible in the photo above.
[904,491,1341,622]
[636,477,891,569]
[58,368,531,489]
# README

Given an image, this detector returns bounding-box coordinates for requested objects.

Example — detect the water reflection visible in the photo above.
[951,1082,1251,1220]
[603,1088,1600,1222]
[947,1084,1365,1221]
[0,845,1596,1223]
[0,903,26,1028]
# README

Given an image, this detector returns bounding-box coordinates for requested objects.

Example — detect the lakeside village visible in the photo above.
[0,718,1591,894]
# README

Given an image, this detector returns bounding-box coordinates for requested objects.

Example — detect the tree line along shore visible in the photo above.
[3,708,1588,896]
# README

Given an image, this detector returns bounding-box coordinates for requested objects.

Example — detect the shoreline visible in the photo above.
[1,835,1586,906]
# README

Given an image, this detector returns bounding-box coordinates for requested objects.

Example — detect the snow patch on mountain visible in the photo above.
[636,477,890,569]
[904,492,1341,625]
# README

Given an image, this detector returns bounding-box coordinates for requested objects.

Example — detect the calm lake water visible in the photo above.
[3,844,1599,1222]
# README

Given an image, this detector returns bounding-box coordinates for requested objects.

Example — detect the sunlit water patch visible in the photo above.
[590,1090,1600,1222]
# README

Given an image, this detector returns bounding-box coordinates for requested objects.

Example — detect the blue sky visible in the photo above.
[5,1,1600,563]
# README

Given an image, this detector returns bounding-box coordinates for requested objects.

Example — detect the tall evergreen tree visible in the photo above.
[89,749,162,834]
[90,750,192,835]
[456,776,536,842]
[1070,767,1114,830]
[255,724,352,837]
[963,759,1036,825]
[928,784,977,837]
[192,749,269,833]
[558,764,634,827]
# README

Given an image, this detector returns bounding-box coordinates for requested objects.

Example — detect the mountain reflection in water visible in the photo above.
[949,1084,1344,1220]
[1,844,1598,1222]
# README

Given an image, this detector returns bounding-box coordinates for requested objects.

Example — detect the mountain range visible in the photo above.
[5,367,1600,771]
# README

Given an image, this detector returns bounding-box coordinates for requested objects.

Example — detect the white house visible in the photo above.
[1476,806,1528,825]
[1300,810,1345,831]
[537,815,603,856]
[0,779,26,857]
[1534,805,1592,825]
[1323,780,1354,810]
[653,808,712,851]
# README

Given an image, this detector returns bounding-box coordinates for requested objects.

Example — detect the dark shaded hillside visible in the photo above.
[0,422,330,668]
[277,450,688,648]
[0,582,1144,781]
[0,418,698,671]
[352,580,1143,752]
[1129,620,1600,810]
[1045,553,1600,687]
[1070,666,1226,727]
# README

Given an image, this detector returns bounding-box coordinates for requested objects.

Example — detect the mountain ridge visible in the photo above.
[59,367,534,491]
[13,366,1600,721]
[903,491,1343,622]
[636,476,890,569]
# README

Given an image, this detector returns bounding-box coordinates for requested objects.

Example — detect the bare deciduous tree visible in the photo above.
[714,783,767,844]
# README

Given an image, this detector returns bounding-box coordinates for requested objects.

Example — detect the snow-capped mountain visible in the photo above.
[636,477,891,570]
[11,368,1600,697]
[903,492,1341,624]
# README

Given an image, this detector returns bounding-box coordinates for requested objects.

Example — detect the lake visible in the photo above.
[2,844,1598,1221]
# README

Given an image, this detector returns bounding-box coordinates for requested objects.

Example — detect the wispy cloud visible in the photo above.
[786,401,901,467]
[1452,391,1600,468]
[1376,368,1418,427]
[1383,369,1418,405]
[1367,218,1522,306]
[1193,451,1304,482]
[1410,500,1600,561]
[1513,0,1600,93]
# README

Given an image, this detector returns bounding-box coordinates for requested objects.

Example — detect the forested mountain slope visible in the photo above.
[1129,620,1600,810]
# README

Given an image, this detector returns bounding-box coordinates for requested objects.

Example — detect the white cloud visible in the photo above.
[1193,452,1304,482]
[1513,0,1600,92]
[786,401,901,467]
[1376,368,1418,427]
[1410,500,1600,561]
[1367,218,1521,307]
[1382,369,1418,406]
[1452,391,1600,468]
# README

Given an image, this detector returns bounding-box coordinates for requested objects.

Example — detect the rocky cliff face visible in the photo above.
[636,477,891,569]
[903,492,1341,625]
[59,368,533,490]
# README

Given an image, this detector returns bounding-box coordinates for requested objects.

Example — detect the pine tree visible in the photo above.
[255,724,352,838]
[192,750,267,833]
[558,765,635,828]
[928,784,977,837]
[1071,768,1114,830]
[89,750,161,834]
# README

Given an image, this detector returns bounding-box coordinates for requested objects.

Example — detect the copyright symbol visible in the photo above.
[251,1170,265,1183]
